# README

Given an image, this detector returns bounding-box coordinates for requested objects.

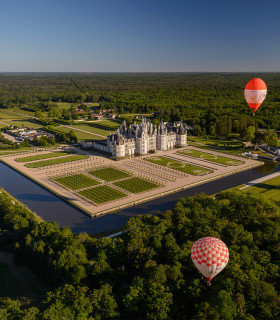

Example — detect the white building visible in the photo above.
[82,117,187,158]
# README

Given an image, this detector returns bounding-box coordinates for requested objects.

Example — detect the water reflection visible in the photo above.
[17,194,61,202]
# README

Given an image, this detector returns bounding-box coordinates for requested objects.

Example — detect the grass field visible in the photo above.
[114,177,159,193]
[0,109,19,119]
[55,173,100,190]
[53,102,72,109]
[79,185,127,204]
[242,175,280,202]
[0,122,8,128]
[89,167,131,181]
[26,155,88,168]
[15,151,73,162]
[3,119,43,129]
[179,149,242,166]
[188,137,244,148]
[0,148,33,156]
[56,126,105,140]
[98,119,122,128]
[145,156,211,175]
[71,124,114,136]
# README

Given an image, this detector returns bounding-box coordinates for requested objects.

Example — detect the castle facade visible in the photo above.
[82,118,187,158]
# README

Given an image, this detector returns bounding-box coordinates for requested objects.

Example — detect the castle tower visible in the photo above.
[176,120,187,147]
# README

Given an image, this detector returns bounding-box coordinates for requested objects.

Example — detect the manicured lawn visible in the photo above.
[26,155,88,168]
[56,126,104,140]
[114,177,159,193]
[0,148,33,156]
[89,167,131,181]
[188,137,244,148]
[15,151,73,162]
[242,175,280,202]
[55,174,100,190]
[3,119,43,129]
[72,124,113,136]
[179,149,242,166]
[79,185,127,204]
[145,156,211,175]
[98,119,122,128]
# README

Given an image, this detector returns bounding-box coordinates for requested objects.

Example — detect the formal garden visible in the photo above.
[15,151,74,162]
[113,177,159,193]
[178,149,243,166]
[25,155,88,168]
[54,174,100,190]
[79,185,127,204]
[88,167,131,181]
[145,156,212,175]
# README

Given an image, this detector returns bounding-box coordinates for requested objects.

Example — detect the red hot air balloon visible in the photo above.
[244,78,267,114]
[191,237,229,285]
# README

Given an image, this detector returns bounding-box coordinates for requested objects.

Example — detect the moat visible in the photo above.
[0,160,278,234]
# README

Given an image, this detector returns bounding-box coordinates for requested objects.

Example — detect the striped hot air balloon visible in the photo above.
[244,78,267,113]
[191,237,229,285]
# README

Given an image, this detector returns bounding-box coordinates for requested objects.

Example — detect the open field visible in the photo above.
[114,177,159,193]
[3,119,43,129]
[15,151,73,162]
[71,124,115,136]
[79,185,127,204]
[242,175,280,202]
[55,173,100,190]
[26,155,88,168]
[53,102,72,109]
[119,113,153,117]
[0,123,8,128]
[179,149,243,166]
[0,109,21,119]
[0,251,47,306]
[89,167,131,181]
[56,126,105,140]
[97,119,122,128]
[145,156,212,175]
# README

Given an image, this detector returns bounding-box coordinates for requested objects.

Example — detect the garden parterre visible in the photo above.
[145,156,211,176]
[178,149,243,166]
[89,167,131,181]
[113,177,159,193]
[54,174,100,190]
[16,151,74,162]
[79,185,127,204]
[26,155,89,168]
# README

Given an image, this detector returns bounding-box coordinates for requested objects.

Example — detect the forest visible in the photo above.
[1,73,280,136]
[0,187,280,319]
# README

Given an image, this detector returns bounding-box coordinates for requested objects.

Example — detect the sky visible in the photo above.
[0,0,280,72]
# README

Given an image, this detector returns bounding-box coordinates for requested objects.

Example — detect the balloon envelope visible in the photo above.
[191,237,229,281]
[244,78,267,112]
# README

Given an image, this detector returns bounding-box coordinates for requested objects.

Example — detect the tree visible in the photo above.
[264,129,279,148]
[209,125,216,137]
[245,126,255,142]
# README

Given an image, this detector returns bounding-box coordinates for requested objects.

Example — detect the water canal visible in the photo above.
[0,161,279,234]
